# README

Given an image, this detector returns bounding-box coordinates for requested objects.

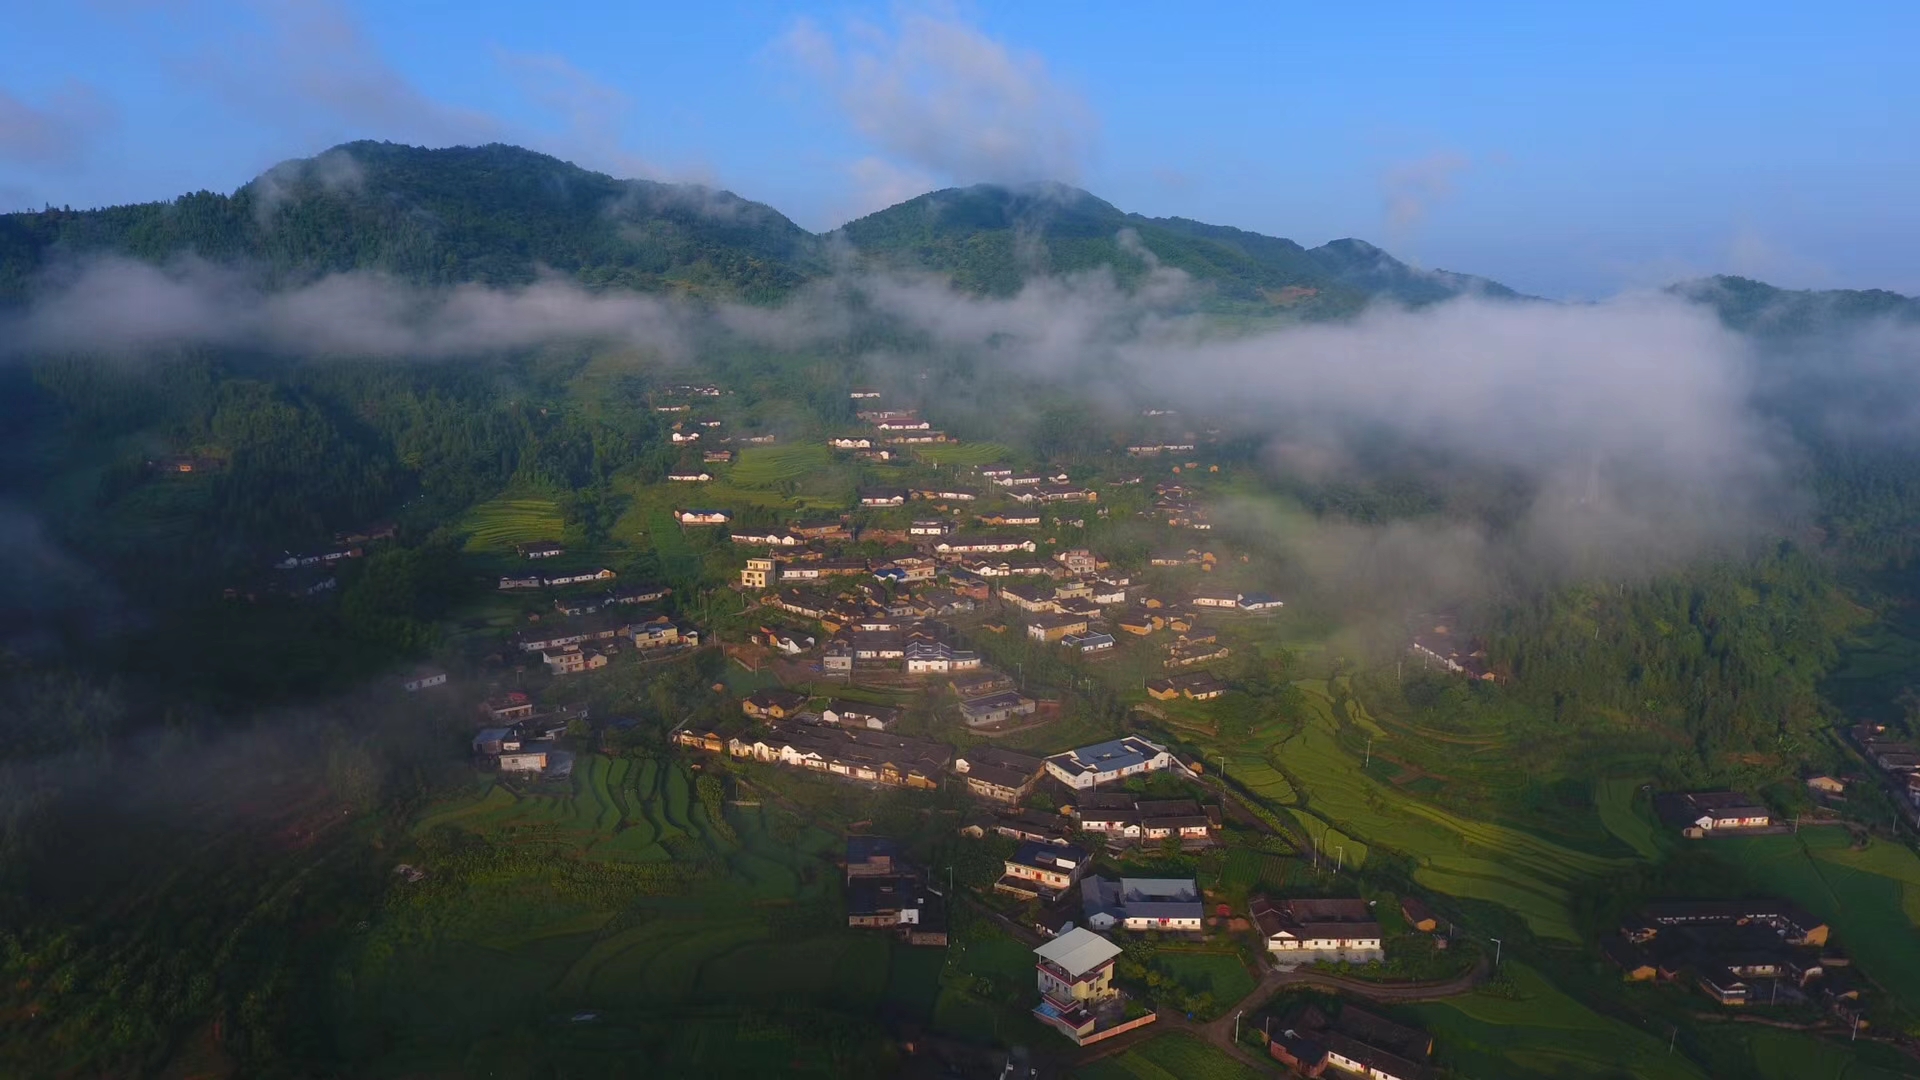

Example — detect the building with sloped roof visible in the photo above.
[1045,736,1179,789]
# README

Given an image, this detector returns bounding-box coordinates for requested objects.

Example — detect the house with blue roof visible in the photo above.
[1044,736,1179,789]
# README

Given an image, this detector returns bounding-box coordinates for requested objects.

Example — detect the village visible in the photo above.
[406,381,1912,1078]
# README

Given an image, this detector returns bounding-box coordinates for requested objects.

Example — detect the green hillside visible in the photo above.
[0,142,823,301]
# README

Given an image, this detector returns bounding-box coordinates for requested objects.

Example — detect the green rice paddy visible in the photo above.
[729,444,831,486]
[913,442,1014,467]
[461,493,566,552]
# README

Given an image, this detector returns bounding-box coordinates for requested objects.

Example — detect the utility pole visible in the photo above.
[1668,1026,1676,1055]
[1491,937,1503,968]
[1234,1010,1243,1045]
[1364,736,1373,770]
[1336,845,1345,875]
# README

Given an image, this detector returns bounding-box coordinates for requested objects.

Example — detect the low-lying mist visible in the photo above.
[8,242,1914,630]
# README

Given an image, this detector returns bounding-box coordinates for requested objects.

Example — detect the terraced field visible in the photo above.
[729,443,830,486]
[1156,679,1632,941]
[913,442,1014,467]
[1595,776,1663,859]
[461,493,566,552]
[411,755,718,863]
[355,761,917,1072]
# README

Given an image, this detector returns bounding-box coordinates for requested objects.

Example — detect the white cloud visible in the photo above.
[841,156,937,219]
[1383,150,1470,230]
[0,82,116,170]
[778,9,1096,189]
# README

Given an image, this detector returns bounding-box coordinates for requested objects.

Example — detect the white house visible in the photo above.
[1044,737,1178,789]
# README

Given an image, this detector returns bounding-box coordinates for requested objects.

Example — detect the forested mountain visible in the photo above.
[0,143,824,302]
[832,182,1519,308]
[1676,275,1920,338]
[0,142,1516,311]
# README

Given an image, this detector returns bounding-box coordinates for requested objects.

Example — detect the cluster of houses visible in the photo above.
[1600,900,1858,1017]
[243,521,396,601]
[1406,613,1496,681]
[833,407,951,448]
[1150,481,1212,530]
[1849,724,1920,824]
[713,721,953,790]
[1262,1003,1436,1080]
[499,567,619,590]
[508,609,699,677]
[469,692,589,777]
[1069,793,1218,846]
[843,837,948,947]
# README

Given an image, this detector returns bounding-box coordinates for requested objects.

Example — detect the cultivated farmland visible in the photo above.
[460,493,567,552]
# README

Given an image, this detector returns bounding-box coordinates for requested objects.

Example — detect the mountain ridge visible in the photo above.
[0,142,1521,314]
[5,142,1911,323]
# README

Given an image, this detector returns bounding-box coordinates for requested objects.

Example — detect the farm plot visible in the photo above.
[913,442,1013,467]
[461,494,566,552]
[1595,776,1662,859]
[1252,691,1631,941]
[729,444,830,486]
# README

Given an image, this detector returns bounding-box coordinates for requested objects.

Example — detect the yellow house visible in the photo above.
[740,557,775,590]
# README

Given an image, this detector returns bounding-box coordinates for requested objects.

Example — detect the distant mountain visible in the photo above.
[832,182,1521,311]
[1673,275,1920,337]
[0,142,822,302]
[1,141,1516,312]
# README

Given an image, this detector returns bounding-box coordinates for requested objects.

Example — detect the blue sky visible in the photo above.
[2,0,1914,298]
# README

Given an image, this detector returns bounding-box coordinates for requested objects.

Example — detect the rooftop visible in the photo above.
[1033,927,1123,979]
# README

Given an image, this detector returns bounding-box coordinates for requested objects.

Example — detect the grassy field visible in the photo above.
[461,493,567,552]
[1411,963,1708,1080]
[1073,1032,1267,1080]
[1714,830,1920,1010]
